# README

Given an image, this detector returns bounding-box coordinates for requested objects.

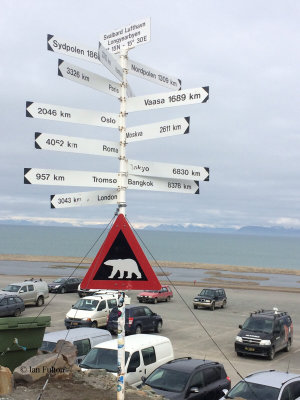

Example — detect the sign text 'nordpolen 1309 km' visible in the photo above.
[26,101,119,128]
[127,87,209,112]
[35,132,120,157]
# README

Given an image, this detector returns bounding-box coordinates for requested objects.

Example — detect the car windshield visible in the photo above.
[40,341,57,353]
[72,299,99,311]
[242,317,274,333]
[199,289,215,297]
[145,368,190,393]
[226,381,279,400]
[79,348,129,371]
[53,278,67,283]
[2,285,21,292]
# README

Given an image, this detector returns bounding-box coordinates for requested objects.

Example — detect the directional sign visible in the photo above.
[24,168,119,188]
[51,189,118,208]
[128,58,181,90]
[35,132,120,157]
[127,87,209,113]
[126,117,190,142]
[26,101,119,129]
[58,59,122,98]
[100,18,151,53]
[81,214,161,290]
[98,42,123,82]
[128,159,209,181]
[127,174,199,194]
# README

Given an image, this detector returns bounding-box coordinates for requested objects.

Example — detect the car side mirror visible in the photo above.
[19,290,24,293]
[239,324,242,329]
[223,389,229,396]
[190,387,200,394]
[153,312,157,316]
[141,376,146,383]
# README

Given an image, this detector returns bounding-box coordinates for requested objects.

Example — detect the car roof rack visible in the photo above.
[250,309,288,319]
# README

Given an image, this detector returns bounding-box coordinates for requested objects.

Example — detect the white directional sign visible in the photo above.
[128,58,181,90]
[126,117,190,142]
[100,18,151,53]
[128,159,209,181]
[47,34,100,65]
[127,87,209,112]
[127,174,199,194]
[51,189,118,208]
[24,168,119,188]
[35,132,120,157]
[98,42,123,82]
[26,101,119,129]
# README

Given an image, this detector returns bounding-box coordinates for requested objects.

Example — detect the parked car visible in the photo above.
[64,293,130,329]
[40,327,112,364]
[0,294,25,317]
[107,304,163,335]
[48,277,82,294]
[142,357,231,400]
[79,334,174,387]
[193,288,227,311]
[235,308,293,360]
[77,283,103,298]
[137,285,173,304]
[220,370,300,400]
[0,278,49,306]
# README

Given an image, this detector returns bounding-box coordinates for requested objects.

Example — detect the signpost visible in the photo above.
[26,101,119,128]
[126,117,190,142]
[127,174,199,194]
[35,132,120,157]
[50,189,118,208]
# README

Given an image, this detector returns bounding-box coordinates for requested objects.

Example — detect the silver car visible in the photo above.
[220,370,300,400]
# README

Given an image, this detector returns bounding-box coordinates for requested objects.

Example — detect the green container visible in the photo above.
[0,316,51,371]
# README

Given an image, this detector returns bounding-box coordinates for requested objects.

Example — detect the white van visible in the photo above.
[1,278,49,306]
[40,328,112,364]
[79,334,174,387]
[64,293,130,329]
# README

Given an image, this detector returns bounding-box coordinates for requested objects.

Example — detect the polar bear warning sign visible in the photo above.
[81,214,161,290]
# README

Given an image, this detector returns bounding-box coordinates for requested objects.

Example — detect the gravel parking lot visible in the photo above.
[1,275,300,386]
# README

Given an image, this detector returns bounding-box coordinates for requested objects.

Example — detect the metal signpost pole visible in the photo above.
[117,47,129,400]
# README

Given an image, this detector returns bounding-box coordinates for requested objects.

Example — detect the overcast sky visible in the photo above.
[1,0,299,229]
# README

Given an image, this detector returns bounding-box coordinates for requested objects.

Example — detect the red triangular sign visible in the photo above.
[81,214,161,290]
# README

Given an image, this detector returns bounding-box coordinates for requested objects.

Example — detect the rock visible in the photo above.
[52,340,77,366]
[0,366,13,395]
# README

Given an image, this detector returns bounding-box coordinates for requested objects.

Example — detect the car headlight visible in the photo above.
[193,298,198,301]
[205,299,211,303]
[54,285,60,288]
[260,340,271,346]
[235,336,243,343]
[81,318,91,322]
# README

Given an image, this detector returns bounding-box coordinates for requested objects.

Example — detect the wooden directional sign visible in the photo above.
[126,117,190,142]
[24,168,119,188]
[51,189,118,208]
[128,159,209,181]
[128,58,181,90]
[26,101,119,129]
[99,18,151,53]
[127,87,209,112]
[35,132,120,157]
[127,174,199,194]
[81,214,161,290]
[98,42,123,82]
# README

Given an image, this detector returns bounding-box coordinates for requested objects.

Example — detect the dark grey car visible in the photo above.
[0,294,25,317]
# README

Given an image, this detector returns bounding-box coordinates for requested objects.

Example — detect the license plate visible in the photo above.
[72,322,78,326]
[245,346,255,352]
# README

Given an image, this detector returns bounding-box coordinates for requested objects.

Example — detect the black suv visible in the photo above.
[0,294,25,317]
[193,288,227,311]
[235,308,293,360]
[107,305,163,335]
[142,357,231,400]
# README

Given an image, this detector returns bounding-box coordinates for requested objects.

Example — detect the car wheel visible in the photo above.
[138,300,142,303]
[36,296,44,307]
[154,321,162,333]
[14,308,21,317]
[154,298,158,304]
[285,339,291,352]
[210,302,215,311]
[60,287,66,294]
[268,347,275,360]
[221,300,227,308]
[193,305,197,309]
[91,321,97,328]
[166,296,171,302]
[236,352,243,357]
[135,325,142,334]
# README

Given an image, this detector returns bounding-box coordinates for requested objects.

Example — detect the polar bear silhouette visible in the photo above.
[104,259,142,279]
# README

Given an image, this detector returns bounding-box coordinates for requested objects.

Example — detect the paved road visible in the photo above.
[1,275,300,385]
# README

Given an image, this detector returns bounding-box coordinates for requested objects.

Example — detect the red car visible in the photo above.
[137,285,173,304]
